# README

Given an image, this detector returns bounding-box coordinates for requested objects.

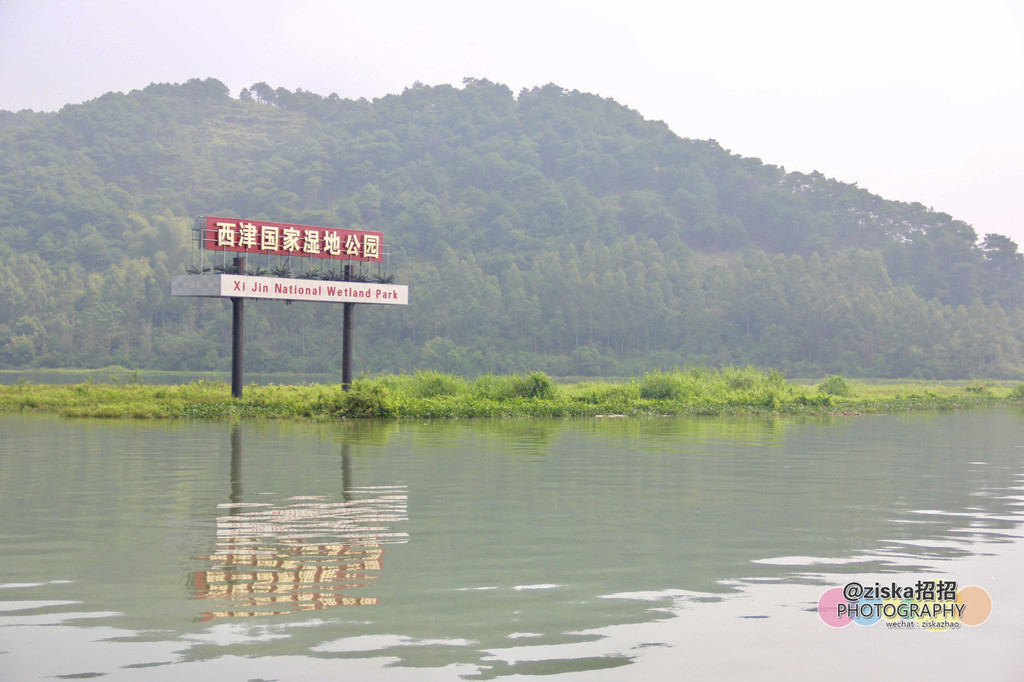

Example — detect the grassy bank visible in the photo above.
[0,367,1019,420]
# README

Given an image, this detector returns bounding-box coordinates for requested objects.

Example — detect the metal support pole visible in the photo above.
[342,264,354,390]
[342,262,354,387]
[342,301,354,390]
[231,256,245,399]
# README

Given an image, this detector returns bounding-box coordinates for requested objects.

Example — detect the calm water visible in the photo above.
[1,411,1023,680]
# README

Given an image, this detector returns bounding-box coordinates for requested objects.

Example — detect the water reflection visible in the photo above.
[2,411,1024,680]
[229,423,243,504]
[191,426,408,620]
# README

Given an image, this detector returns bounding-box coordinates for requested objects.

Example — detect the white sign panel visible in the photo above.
[172,274,408,305]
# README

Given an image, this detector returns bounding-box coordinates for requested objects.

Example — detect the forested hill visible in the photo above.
[2,76,1022,378]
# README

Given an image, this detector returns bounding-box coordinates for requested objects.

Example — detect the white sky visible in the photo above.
[2,0,1023,245]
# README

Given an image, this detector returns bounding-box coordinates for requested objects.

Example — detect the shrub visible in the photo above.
[408,371,467,398]
[724,368,757,391]
[343,380,393,418]
[473,374,511,400]
[510,371,557,399]
[473,372,556,400]
[818,375,851,397]
[964,381,995,396]
[638,370,682,400]
[569,381,637,405]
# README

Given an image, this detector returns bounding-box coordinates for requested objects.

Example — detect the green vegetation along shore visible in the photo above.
[0,367,1019,420]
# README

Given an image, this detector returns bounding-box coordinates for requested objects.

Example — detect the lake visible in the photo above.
[1,410,1022,680]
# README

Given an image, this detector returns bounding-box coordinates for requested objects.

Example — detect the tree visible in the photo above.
[1,78,1023,377]
[249,82,274,105]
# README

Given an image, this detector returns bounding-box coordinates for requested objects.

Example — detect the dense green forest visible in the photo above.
[1,77,1022,378]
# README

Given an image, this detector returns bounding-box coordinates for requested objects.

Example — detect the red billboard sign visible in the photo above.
[202,217,383,262]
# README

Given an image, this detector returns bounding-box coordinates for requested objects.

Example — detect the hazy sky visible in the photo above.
[2,0,1023,245]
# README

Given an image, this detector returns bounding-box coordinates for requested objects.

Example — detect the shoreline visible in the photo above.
[0,368,1017,420]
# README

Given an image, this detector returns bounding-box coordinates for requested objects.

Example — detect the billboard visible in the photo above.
[201,217,384,262]
[171,274,408,305]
